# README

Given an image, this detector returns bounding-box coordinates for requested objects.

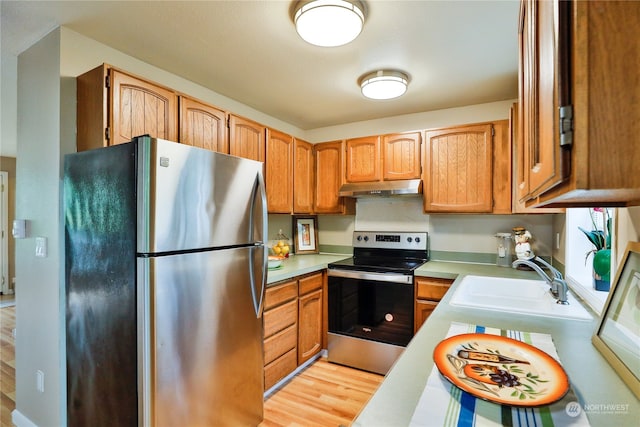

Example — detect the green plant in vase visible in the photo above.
[578,208,612,291]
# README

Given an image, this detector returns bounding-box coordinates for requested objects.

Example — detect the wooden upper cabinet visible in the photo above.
[423,124,493,213]
[76,64,178,151]
[110,69,178,146]
[314,141,351,214]
[491,119,512,214]
[382,132,421,180]
[345,136,380,182]
[266,129,294,213]
[293,139,315,214]
[228,114,265,162]
[179,96,228,153]
[519,0,571,201]
[518,1,640,207]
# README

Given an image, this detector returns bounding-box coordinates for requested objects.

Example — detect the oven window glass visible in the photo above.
[328,277,414,346]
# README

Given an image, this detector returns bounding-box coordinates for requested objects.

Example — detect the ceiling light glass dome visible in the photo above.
[294,0,365,47]
[359,70,409,100]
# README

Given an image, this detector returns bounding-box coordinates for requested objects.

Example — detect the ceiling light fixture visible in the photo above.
[293,0,365,47]
[359,70,410,100]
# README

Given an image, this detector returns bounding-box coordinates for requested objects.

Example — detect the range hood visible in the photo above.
[338,179,423,198]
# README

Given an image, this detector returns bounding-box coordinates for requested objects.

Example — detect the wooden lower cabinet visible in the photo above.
[414,277,454,333]
[298,275,323,365]
[263,271,325,391]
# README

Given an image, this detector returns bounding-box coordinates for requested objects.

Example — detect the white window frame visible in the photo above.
[565,208,614,315]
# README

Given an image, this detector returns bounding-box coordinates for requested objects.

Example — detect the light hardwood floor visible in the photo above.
[1,306,15,427]
[261,358,383,427]
[0,307,381,427]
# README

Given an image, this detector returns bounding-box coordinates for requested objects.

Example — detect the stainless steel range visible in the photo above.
[327,231,429,375]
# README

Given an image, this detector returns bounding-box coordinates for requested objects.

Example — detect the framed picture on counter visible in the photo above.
[293,215,319,254]
[592,241,640,399]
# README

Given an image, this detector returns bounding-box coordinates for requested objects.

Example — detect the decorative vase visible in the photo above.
[593,249,611,292]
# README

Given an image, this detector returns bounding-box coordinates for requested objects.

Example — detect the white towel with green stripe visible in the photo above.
[409,322,591,427]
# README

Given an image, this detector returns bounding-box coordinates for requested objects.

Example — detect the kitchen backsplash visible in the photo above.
[268,198,556,260]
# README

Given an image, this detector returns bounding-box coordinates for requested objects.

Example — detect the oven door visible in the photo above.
[327,269,414,347]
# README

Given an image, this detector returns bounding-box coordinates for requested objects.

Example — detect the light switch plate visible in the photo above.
[35,236,47,258]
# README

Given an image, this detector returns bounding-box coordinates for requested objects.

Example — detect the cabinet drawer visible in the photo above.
[416,278,453,301]
[264,348,297,390]
[264,324,297,365]
[298,272,323,296]
[264,280,297,310]
[264,299,297,338]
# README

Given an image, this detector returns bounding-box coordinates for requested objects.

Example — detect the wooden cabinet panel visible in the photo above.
[414,277,453,333]
[110,69,178,146]
[314,141,352,214]
[264,299,297,338]
[228,114,265,162]
[76,64,178,151]
[423,124,493,213]
[491,120,512,214]
[264,280,297,310]
[293,139,315,214]
[179,96,227,153]
[345,136,380,182]
[298,272,323,296]
[264,348,298,390]
[416,278,453,301]
[266,129,294,213]
[298,289,323,365]
[264,324,297,366]
[518,1,639,206]
[415,300,438,333]
[382,132,421,180]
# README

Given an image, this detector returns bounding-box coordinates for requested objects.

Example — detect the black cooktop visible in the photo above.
[328,256,428,274]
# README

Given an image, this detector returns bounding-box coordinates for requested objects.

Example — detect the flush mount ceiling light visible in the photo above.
[293,0,365,47]
[359,70,410,100]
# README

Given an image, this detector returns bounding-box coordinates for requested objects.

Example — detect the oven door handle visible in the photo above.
[328,269,413,284]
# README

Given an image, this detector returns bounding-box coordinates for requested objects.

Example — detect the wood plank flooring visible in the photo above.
[1,306,15,427]
[260,358,383,427]
[0,306,381,427]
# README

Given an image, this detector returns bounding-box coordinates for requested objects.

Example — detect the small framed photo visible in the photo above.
[592,241,640,399]
[293,215,319,254]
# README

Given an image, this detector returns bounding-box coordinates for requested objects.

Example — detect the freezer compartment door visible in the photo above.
[137,137,267,253]
[138,246,264,427]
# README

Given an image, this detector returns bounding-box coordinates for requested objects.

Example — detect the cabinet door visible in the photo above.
[110,69,178,145]
[520,0,572,200]
[414,300,438,333]
[382,132,421,180]
[298,289,323,365]
[293,139,315,214]
[266,129,294,213]
[179,96,227,153]
[345,136,380,182]
[423,124,493,212]
[314,141,346,214]
[228,114,265,162]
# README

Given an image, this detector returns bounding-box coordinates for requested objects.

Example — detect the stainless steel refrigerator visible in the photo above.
[64,136,267,426]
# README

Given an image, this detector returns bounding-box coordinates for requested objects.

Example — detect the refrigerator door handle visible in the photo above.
[249,171,267,318]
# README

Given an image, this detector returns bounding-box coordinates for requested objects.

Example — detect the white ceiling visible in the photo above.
[1,0,519,131]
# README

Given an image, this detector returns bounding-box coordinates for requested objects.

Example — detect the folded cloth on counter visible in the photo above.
[409,322,591,427]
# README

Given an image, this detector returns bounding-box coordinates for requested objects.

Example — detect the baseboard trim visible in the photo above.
[263,350,325,399]
[12,409,38,427]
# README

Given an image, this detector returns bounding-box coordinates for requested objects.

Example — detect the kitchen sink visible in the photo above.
[448,275,592,320]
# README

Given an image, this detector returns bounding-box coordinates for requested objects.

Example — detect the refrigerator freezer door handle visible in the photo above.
[249,172,267,317]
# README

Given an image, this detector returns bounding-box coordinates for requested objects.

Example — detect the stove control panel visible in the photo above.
[352,231,428,251]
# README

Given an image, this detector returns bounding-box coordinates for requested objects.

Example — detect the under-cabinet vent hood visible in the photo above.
[338,179,422,198]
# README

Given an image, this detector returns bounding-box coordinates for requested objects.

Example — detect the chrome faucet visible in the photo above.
[512,257,569,305]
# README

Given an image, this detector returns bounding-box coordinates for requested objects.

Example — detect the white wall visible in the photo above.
[1,50,18,157]
[15,28,62,427]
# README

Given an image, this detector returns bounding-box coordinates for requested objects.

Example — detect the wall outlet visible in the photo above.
[36,370,44,393]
